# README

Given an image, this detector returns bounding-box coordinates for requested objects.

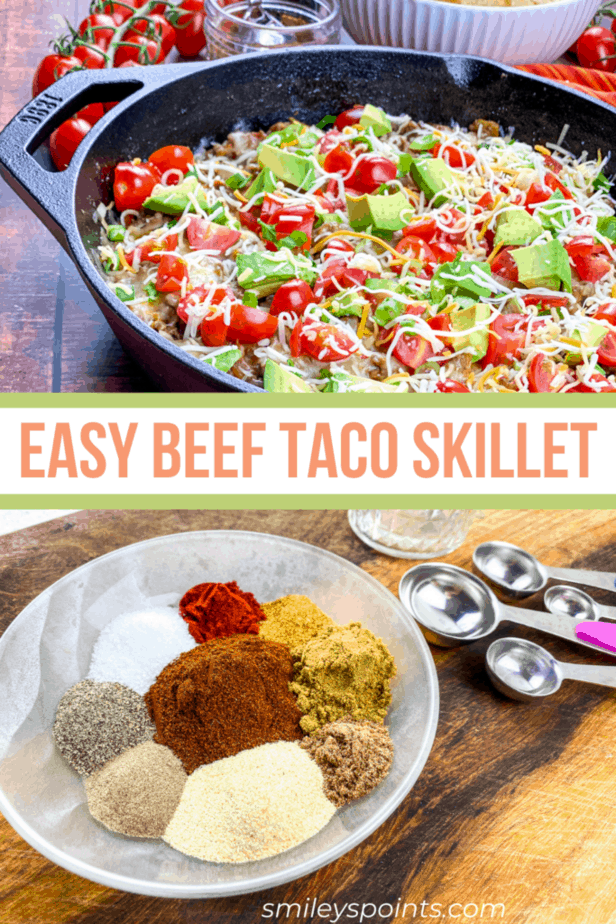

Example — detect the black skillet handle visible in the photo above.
[0,66,172,251]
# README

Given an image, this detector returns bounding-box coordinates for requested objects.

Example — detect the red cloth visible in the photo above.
[517,63,616,108]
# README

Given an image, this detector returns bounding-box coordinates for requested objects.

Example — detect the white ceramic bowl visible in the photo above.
[341,0,603,65]
[0,530,439,898]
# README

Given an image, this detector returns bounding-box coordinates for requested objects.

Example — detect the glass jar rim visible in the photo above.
[203,0,341,33]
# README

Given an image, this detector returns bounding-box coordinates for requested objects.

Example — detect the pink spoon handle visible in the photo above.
[575,621,616,654]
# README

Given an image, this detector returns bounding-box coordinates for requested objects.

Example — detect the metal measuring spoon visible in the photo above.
[486,637,616,703]
[398,563,615,655]
[544,585,616,623]
[473,540,616,600]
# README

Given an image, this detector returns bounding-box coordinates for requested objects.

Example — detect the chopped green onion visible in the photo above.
[115,284,135,302]
[226,172,250,190]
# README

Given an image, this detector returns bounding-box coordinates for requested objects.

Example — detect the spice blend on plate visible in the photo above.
[179,580,265,643]
[144,634,303,772]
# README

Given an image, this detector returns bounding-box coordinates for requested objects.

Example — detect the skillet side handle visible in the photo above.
[0,69,147,252]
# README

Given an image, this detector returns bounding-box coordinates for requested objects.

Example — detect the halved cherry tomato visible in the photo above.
[260,196,316,252]
[520,294,570,311]
[178,285,234,345]
[566,237,612,282]
[186,218,240,254]
[238,206,261,234]
[490,246,519,283]
[227,305,278,343]
[113,161,161,210]
[593,304,616,325]
[148,144,194,177]
[482,313,530,369]
[346,155,397,195]
[433,143,476,169]
[155,254,188,292]
[32,54,81,96]
[528,352,556,392]
[270,279,314,317]
[394,235,436,276]
[571,373,616,392]
[313,261,372,299]
[431,241,460,264]
[334,106,364,131]
[437,207,467,244]
[291,319,357,362]
[125,233,178,266]
[543,155,563,174]
[393,326,435,370]
[598,330,616,367]
[323,144,354,175]
[322,238,355,257]
[402,217,437,241]
[525,182,551,212]
[436,379,470,392]
[317,130,348,158]
[78,13,117,48]
[49,117,91,171]
[477,191,495,210]
[545,172,573,200]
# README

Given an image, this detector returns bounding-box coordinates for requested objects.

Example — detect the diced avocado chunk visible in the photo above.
[203,347,242,373]
[596,215,616,242]
[143,176,207,215]
[346,190,413,232]
[494,209,542,247]
[573,319,608,349]
[431,254,496,304]
[236,248,317,297]
[263,358,312,393]
[330,290,369,318]
[410,157,454,207]
[358,104,392,137]
[258,143,315,190]
[536,191,574,235]
[320,371,402,393]
[512,239,572,293]
[245,167,277,201]
[449,304,491,361]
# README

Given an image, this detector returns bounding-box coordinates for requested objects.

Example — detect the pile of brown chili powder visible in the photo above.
[52,578,398,865]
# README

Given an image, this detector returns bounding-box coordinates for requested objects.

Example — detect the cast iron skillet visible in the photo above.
[1,47,615,392]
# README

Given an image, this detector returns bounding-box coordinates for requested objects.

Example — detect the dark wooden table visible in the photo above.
[1,508,616,924]
[0,0,201,392]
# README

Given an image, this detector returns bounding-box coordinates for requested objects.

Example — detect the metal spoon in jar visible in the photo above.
[544,584,616,623]
[486,636,616,703]
[472,540,616,600]
[398,563,615,656]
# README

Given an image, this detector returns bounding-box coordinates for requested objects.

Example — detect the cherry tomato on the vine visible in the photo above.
[49,117,91,171]
[78,13,117,49]
[576,27,616,72]
[115,32,165,65]
[72,43,107,69]
[32,54,81,96]
[76,102,105,125]
[103,0,142,26]
[129,13,176,56]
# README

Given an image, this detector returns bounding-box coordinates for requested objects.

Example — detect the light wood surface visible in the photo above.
[1,509,615,924]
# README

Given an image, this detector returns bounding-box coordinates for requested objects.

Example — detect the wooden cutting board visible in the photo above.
[1,509,615,924]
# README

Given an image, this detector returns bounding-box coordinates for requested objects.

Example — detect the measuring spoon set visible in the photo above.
[398,541,616,703]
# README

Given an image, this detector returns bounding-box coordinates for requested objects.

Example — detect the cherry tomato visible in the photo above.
[113,161,161,210]
[115,33,165,65]
[334,106,364,131]
[545,172,573,200]
[72,43,107,69]
[103,0,141,25]
[346,155,397,195]
[78,13,117,49]
[543,155,563,175]
[156,254,189,292]
[317,130,348,159]
[323,144,354,175]
[129,13,176,56]
[186,218,240,254]
[525,182,551,212]
[528,352,556,392]
[437,207,467,244]
[177,285,234,344]
[566,237,612,282]
[270,279,314,317]
[576,26,616,72]
[238,206,261,234]
[225,305,278,343]
[431,241,461,264]
[402,217,437,241]
[260,196,316,252]
[32,54,81,96]
[173,0,204,27]
[148,144,194,176]
[174,1,206,57]
[322,238,355,258]
[598,330,616,367]
[292,320,357,362]
[313,261,372,299]
[393,325,434,370]
[435,379,470,393]
[49,117,91,171]
[76,102,105,125]
[593,304,616,325]
[571,373,616,392]
[490,246,519,283]
[520,294,570,311]
[477,191,495,210]
[433,143,476,169]
[482,314,529,369]
[125,233,178,266]
[394,235,436,275]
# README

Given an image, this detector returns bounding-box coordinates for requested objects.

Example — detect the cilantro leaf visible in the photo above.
[144,281,158,302]
[593,171,612,193]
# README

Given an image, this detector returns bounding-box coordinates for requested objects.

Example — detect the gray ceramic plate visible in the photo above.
[0,529,439,898]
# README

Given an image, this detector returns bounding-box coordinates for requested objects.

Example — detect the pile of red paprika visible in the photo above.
[33,0,208,171]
